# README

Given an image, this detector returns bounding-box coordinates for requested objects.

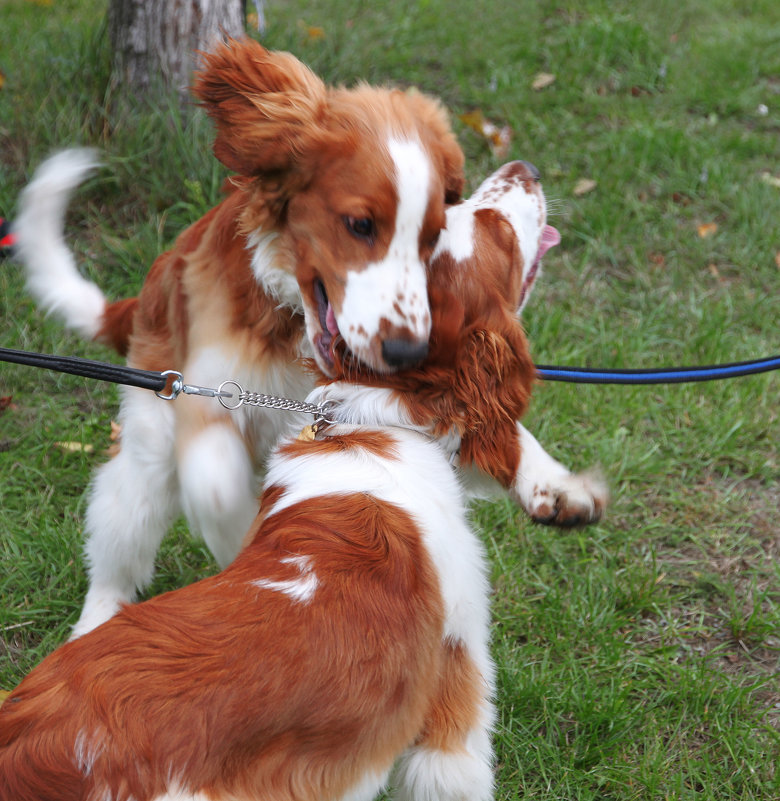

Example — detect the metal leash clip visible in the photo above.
[155,371,235,401]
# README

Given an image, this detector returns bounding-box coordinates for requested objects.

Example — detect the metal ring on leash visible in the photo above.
[217,380,244,410]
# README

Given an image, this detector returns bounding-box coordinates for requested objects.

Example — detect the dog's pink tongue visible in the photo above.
[325,304,340,337]
[538,225,561,258]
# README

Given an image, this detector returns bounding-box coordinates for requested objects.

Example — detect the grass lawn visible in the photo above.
[1,0,778,797]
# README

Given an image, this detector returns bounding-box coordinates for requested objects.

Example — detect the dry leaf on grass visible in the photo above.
[0,689,11,705]
[697,222,718,239]
[297,21,325,42]
[532,72,556,91]
[573,178,597,197]
[708,263,725,282]
[106,420,122,457]
[760,171,780,189]
[55,441,95,454]
[458,110,512,158]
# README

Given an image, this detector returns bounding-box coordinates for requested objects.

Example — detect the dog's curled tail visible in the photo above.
[14,149,110,343]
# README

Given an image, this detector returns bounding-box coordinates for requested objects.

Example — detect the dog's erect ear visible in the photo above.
[455,318,536,487]
[193,38,327,177]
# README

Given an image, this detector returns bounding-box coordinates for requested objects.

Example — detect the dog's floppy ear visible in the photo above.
[455,316,536,487]
[193,38,327,178]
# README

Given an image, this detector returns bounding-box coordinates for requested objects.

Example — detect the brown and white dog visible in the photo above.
[0,160,549,801]
[13,39,605,639]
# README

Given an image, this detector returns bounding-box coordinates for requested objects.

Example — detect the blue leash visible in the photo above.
[536,355,780,384]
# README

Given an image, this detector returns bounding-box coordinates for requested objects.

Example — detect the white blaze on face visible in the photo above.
[338,137,433,353]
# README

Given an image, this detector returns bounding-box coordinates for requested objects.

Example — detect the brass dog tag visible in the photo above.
[297,424,317,442]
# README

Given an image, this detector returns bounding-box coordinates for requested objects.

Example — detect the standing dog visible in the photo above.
[13,39,606,639]
[0,159,551,801]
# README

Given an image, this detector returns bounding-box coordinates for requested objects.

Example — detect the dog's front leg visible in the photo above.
[511,422,608,526]
[176,407,260,568]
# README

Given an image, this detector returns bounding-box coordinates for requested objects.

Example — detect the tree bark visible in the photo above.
[108,0,245,97]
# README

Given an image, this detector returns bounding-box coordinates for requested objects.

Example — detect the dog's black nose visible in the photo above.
[382,339,429,369]
[519,160,541,181]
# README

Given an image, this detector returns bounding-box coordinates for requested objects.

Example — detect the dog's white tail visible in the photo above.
[14,149,106,340]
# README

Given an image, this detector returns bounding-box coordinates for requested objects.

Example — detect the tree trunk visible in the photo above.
[108,0,245,97]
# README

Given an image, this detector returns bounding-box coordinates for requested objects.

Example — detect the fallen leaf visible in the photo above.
[0,689,10,705]
[774,251,780,270]
[573,178,597,197]
[106,420,123,457]
[760,171,780,189]
[458,110,512,158]
[297,20,325,42]
[0,70,5,91]
[0,396,15,413]
[532,72,556,91]
[697,222,718,238]
[648,252,666,267]
[55,441,95,454]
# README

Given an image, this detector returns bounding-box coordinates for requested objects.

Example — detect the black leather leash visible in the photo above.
[0,347,168,392]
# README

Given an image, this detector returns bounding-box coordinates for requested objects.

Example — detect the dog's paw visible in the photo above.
[521,469,608,526]
[69,587,127,640]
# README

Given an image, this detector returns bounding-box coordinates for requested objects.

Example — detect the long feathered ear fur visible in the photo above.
[192,38,327,178]
[455,318,536,487]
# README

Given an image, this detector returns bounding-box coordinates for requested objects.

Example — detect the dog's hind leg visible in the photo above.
[392,638,495,801]
[71,389,180,639]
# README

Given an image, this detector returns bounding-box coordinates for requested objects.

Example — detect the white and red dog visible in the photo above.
[2,159,550,801]
[13,38,605,639]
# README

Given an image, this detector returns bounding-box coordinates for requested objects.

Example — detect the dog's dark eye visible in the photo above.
[344,216,375,244]
[427,230,441,250]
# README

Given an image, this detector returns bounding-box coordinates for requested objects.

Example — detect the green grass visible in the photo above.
[1,0,779,797]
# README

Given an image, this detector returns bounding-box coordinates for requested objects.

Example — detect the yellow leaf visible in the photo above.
[774,251,780,270]
[0,690,11,705]
[55,441,95,454]
[459,109,488,132]
[458,110,512,157]
[532,72,556,91]
[297,20,325,42]
[573,178,597,197]
[697,222,718,238]
[0,70,5,91]
[760,171,780,189]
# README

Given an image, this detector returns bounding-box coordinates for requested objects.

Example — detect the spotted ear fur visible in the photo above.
[455,319,536,487]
